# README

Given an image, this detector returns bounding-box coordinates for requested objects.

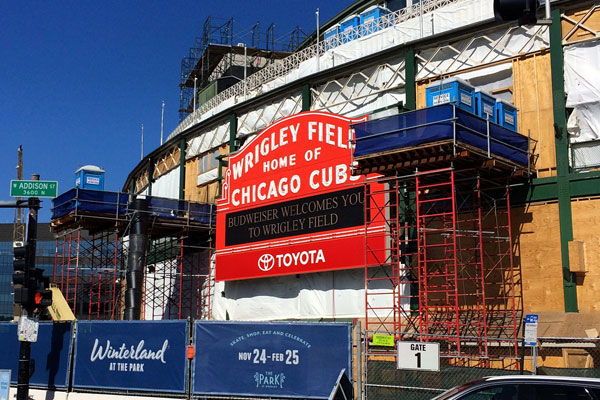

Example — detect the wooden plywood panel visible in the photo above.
[184,154,225,205]
[184,157,200,202]
[512,51,556,177]
[512,202,564,311]
[571,198,600,311]
[563,6,600,44]
[416,79,431,109]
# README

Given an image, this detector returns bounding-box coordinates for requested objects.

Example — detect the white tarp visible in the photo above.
[314,61,406,117]
[237,93,302,137]
[150,167,179,198]
[144,260,176,320]
[211,267,403,321]
[565,41,600,141]
[564,40,600,168]
[186,122,229,159]
[197,168,219,186]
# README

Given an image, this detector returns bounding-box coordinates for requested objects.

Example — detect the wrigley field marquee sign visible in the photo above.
[215,111,385,281]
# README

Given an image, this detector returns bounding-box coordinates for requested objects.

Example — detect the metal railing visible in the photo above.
[362,332,600,400]
[168,0,463,140]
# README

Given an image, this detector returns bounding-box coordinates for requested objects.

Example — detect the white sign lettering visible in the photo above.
[90,339,168,364]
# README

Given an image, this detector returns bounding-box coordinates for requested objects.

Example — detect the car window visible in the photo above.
[457,384,517,400]
[522,384,592,400]
[589,387,600,399]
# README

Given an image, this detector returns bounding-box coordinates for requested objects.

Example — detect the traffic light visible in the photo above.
[494,0,539,25]
[13,244,54,315]
[13,245,32,306]
[31,269,53,316]
[34,290,53,308]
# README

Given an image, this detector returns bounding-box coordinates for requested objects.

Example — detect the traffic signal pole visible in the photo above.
[16,197,39,400]
[1,197,41,400]
[4,171,55,399]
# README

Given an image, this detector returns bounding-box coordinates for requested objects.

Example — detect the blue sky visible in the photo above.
[0,1,352,223]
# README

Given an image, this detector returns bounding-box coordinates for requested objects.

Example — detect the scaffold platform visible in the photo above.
[351,104,535,179]
[51,188,215,234]
[49,188,216,321]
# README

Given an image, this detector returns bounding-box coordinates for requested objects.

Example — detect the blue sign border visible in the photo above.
[192,321,352,399]
[72,320,188,393]
[0,322,72,388]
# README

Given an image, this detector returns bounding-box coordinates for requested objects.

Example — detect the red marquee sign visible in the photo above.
[215,111,385,281]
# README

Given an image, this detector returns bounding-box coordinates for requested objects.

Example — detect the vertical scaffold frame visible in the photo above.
[54,228,123,320]
[143,233,213,320]
[364,167,521,368]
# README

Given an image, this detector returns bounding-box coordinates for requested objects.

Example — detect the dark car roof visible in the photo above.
[480,375,600,385]
[432,375,600,400]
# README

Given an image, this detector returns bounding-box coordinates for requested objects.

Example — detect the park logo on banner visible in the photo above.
[215,111,385,281]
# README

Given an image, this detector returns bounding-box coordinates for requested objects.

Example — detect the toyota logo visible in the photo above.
[258,254,275,271]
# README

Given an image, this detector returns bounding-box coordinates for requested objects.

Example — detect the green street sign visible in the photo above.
[10,180,58,198]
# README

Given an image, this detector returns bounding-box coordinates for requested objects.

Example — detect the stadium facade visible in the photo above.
[45,0,600,374]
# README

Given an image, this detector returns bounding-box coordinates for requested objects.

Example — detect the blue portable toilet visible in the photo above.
[340,15,360,43]
[324,24,340,49]
[474,90,497,123]
[426,77,475,114]
[360,6,390,36]
[75,165,105,191]
[496,100,518,131]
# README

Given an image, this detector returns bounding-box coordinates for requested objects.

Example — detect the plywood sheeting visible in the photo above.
[184,145,228,204]
[562,5,600,44]
[512,50,556,177]
[416,79,430,109]
[513,197,600,313]
[512,202,564,311]
[416,50,555,176]
[184,157,200,202]
[571,198,600,311]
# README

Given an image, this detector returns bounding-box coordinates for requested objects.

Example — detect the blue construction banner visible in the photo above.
[193,321,352,398]
[0,322,72,388]
[73,320,188,393]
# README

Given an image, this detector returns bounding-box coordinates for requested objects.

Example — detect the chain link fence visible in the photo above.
[361,332,600,400]
[536,337,600,378]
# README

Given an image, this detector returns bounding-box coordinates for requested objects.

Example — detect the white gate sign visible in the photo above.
[397,341,440,371]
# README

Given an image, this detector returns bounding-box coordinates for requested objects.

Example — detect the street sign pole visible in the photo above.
[16,196,39,400]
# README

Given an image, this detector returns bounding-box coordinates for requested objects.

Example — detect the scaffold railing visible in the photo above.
[51,188,216,228]
[169,0,464,139]
[51,189,215,321]
[364,168,522,367]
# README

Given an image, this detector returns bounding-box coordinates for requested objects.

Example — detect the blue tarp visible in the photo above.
[353,104,530,166]
[51,188,215,225]
[0,323,72,388]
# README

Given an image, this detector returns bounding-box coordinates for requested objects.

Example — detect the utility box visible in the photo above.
[496,100,518,131]
[360,6,390,35]
[340,15,360,43]
[568,240,587,273]
[324,24,340,49]
[475,90,497,123]
[75,165,105,191]
[426,78,475,114]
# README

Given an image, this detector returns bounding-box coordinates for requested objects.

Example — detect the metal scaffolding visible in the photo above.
[364,168,522,367]
[51,191,215,321]
[53,229,123,320]
[143,235,213,320]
